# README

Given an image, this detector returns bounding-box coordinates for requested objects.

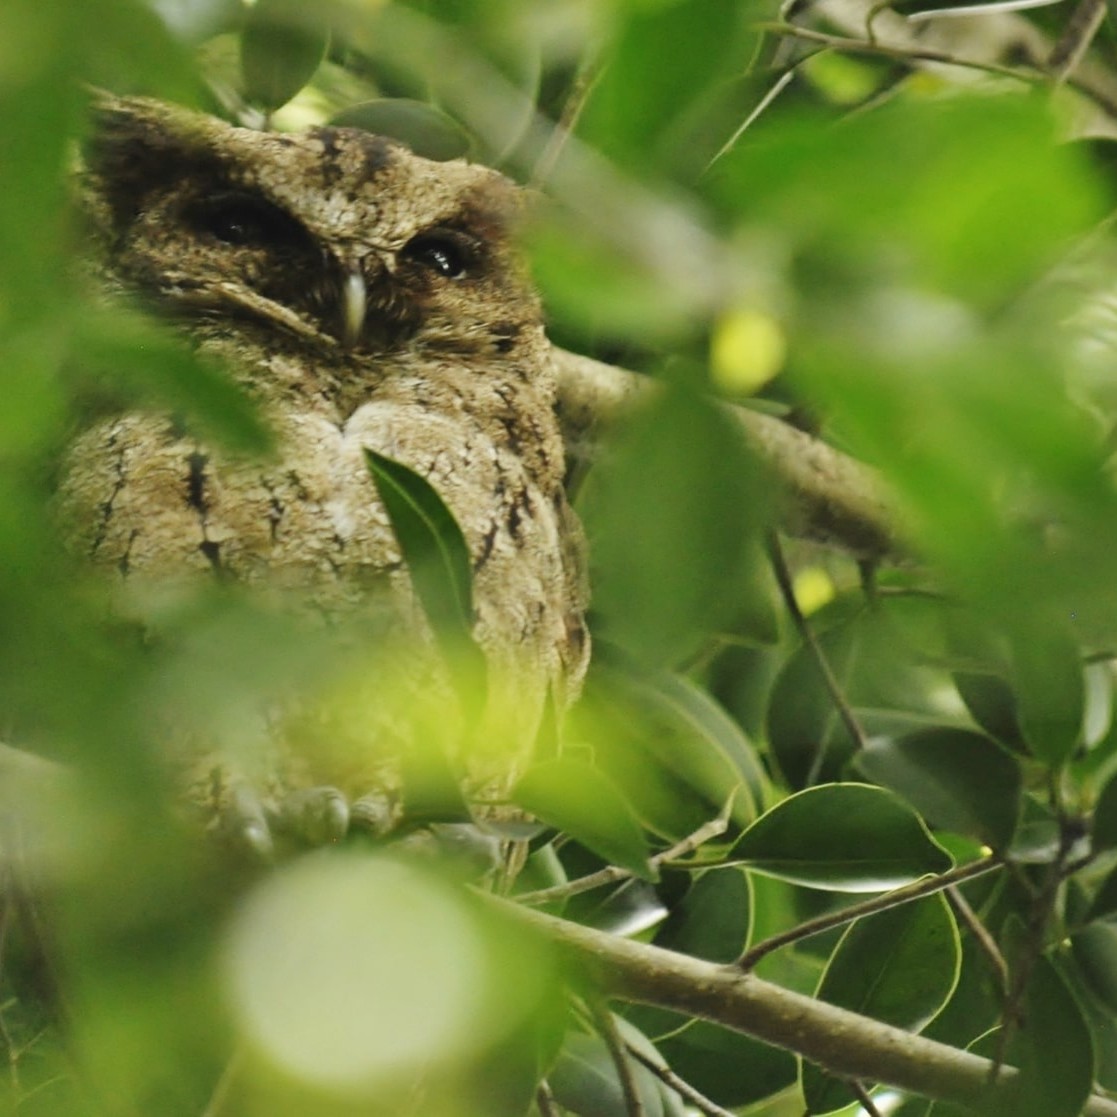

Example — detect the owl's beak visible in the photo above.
[341,270,367,348]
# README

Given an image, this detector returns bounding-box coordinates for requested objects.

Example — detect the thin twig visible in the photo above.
[766,532,870,781]
[516,809,731,906]
[945,885,1010,997]
[535,1080,562,1117]
[736,857,1000,970]
[849,1078,885,1116]
[531,52,603,188]
[760,20,1043,82]
[587,997,645,1117]
[624,1043,738,1117]
[705,68,799,172]
[1048,0,1108,82]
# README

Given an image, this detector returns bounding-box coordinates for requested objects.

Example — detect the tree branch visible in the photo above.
[490,895,1117,1115]
[550,346,903,560]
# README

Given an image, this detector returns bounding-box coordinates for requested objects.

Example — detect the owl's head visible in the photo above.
[84,95,544,365]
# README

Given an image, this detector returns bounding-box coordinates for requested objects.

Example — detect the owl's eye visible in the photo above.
[402,232,475,279]
[191,193,301,248]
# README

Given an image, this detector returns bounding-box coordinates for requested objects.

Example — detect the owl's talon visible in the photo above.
[223,786,275,860]
[350,792,394,837]
[276,786,350,845]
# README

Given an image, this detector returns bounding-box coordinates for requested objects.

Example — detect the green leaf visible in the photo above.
[572,664,763,842]
[1094,770,1117,851]
[548,1022,678,1117]
[653,867,751,963]
[802,895,961,1113]
[732,784,953,891]
[951,671,1026,752]
[1086,863,1117,924]
[576,0,755,176]
[330,99,471,160]
[855,727,1023,852]
[653,1016,798,1110]
[987,956,1094,1117]
[512,759,655,882]
[70,306,272,455]
[1073,922,1117,1013]
[1010,623,1085,768]
[578,386,770,667]
[363,450,486,707]
[241,0,329,112]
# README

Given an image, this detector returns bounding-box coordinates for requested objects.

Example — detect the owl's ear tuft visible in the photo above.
[83,93,218,239]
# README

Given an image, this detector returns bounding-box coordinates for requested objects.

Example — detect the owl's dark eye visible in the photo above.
[191,193,302,248]
[401,232,475,279]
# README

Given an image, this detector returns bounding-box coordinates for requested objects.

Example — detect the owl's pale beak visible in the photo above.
[341,270,367,347]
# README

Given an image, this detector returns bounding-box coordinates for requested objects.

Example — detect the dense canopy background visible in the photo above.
[5,0,1117,1114]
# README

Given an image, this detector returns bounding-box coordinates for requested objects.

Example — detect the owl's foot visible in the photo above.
[219,784,397,858]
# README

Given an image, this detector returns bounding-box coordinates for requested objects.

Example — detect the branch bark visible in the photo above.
[494,895,1117,1116]
[551,346,903,560]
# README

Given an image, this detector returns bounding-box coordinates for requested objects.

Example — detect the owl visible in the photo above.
[58,95,589,852]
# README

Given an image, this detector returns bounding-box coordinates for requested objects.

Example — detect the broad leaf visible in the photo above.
[802,895,961,1113]
[855,727,1022,852]
[241,0,329,112]
[653,867,751,963]
[733,784,953,891]
[513,759,655,882]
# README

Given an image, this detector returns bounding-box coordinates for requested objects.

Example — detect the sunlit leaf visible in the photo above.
[513,759,655,882]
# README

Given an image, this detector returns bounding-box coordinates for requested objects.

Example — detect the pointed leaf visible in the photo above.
[364,450,486,707]
[733,784,953,891]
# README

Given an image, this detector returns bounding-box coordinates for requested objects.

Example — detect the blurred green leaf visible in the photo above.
[1073,922,1117,1013]
[803,895,960,1114]
[1010,622,1085,768]
[708,93,1106,305]
[241,0,329,112]
[330,98,472,160]
[70,305,272,455]
[577,0,756,177]
[1086,864,1117,924]
[733,784,953,891]
[513,758,655,881]
[580,386,769,666]
[572,664,763,840]
[855,727,1023,852]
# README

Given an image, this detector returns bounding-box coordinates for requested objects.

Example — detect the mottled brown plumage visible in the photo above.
[58,96,588,848]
